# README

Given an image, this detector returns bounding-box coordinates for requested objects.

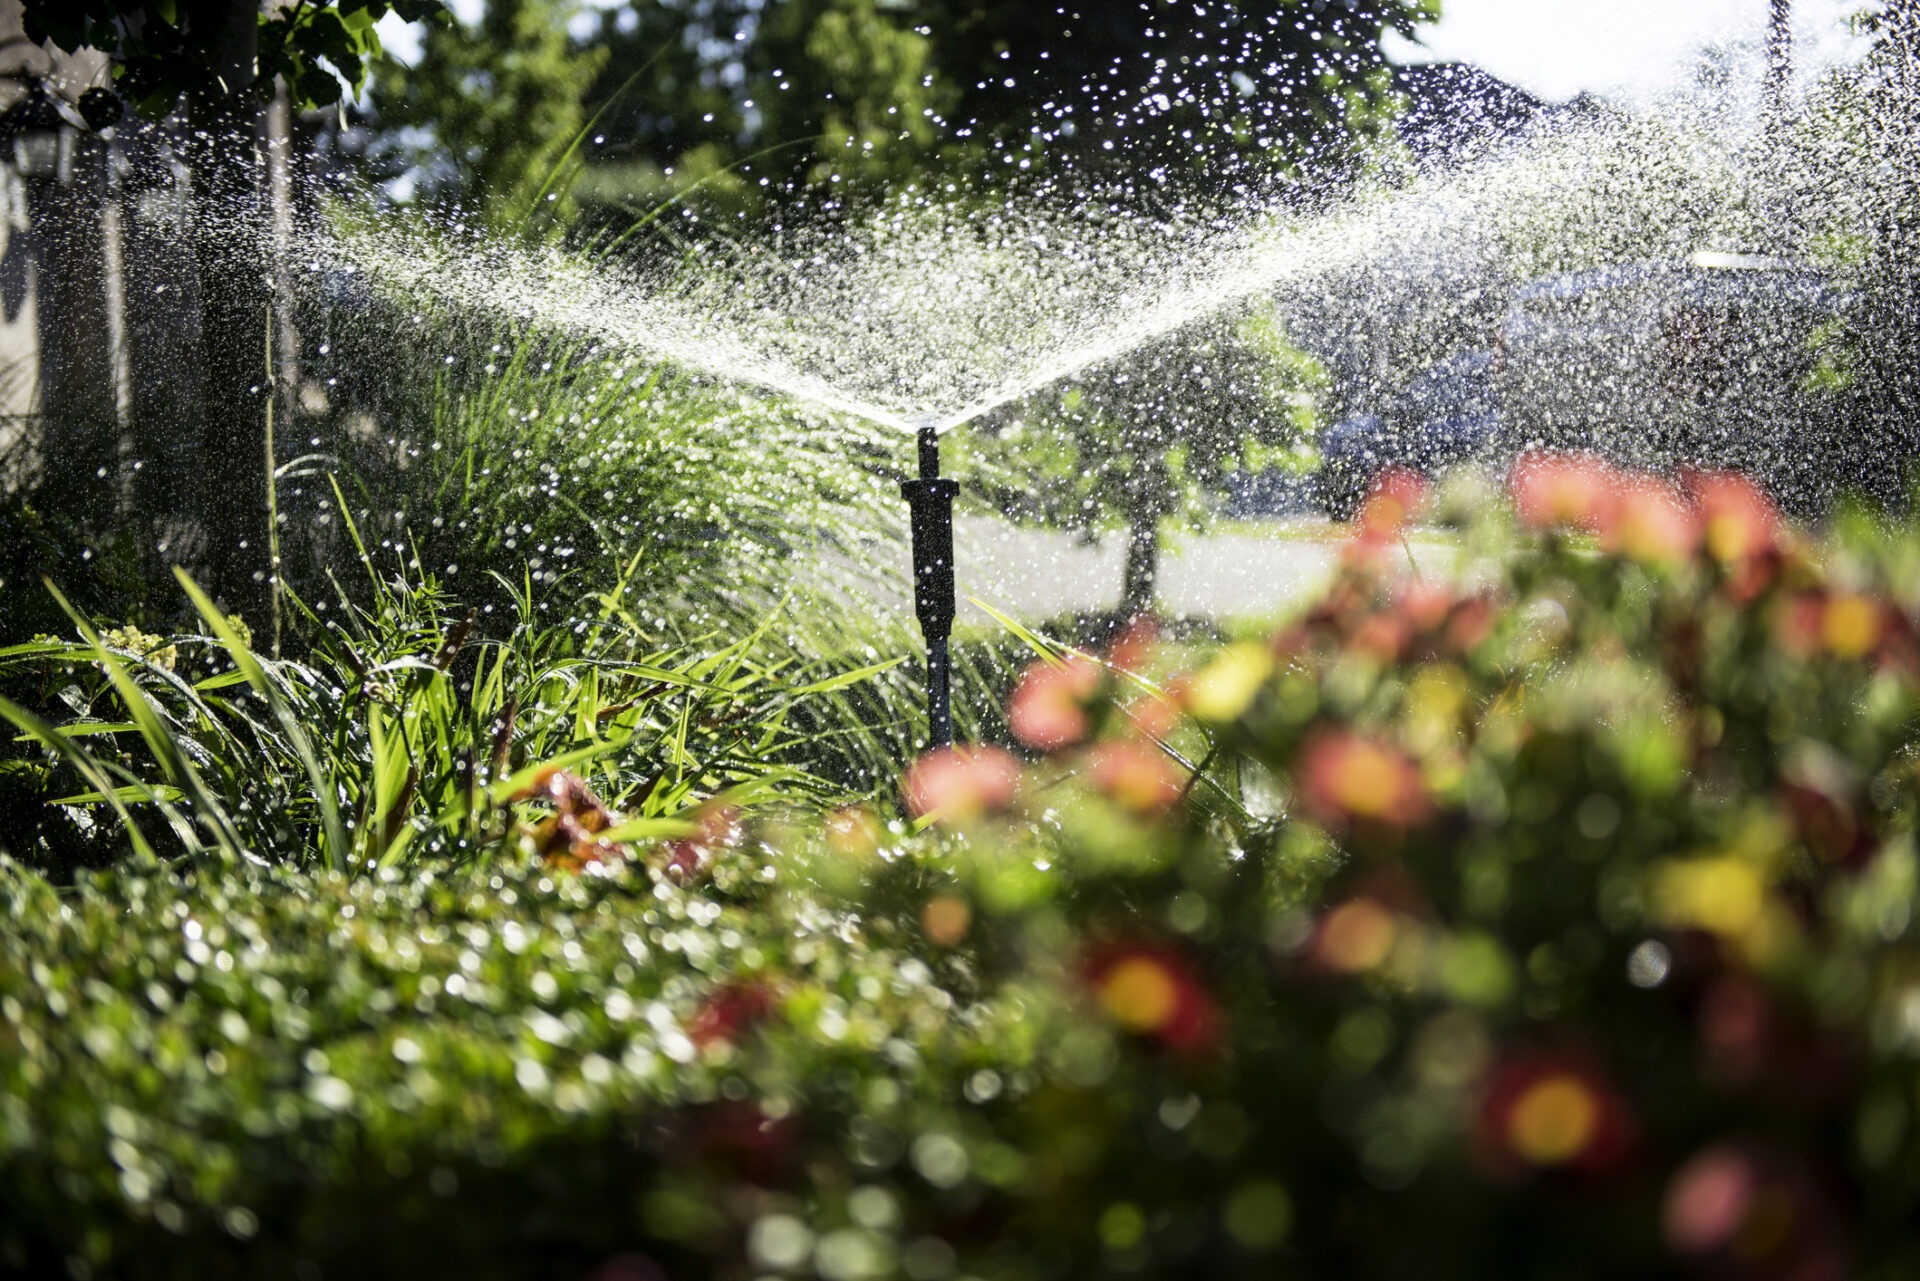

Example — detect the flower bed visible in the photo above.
[5,459,1920,1279]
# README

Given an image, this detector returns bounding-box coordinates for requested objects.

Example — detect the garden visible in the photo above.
[5,0,1920,1278]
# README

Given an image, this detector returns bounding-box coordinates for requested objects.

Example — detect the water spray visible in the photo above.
[900,420,959,750]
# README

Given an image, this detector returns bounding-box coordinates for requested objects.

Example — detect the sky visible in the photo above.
[1381,0,1869,101]
[379,0,1873,100]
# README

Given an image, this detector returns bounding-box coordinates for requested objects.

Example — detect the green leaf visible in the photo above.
[175,568,350,873]
[0,694,158,861]
[486,738,632,806]
[49,784,187,807]
[296,66,344,108]
[44,580,239,857]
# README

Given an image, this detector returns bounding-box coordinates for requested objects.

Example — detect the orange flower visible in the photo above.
[1309,896,1403,974]
[1819,592,1884,659]
[1357,467,1429,540]
[1687,469,1781,565]
[1475,1052,1634,1175]
[903,745,1022,824]
[1084,940,1220,1055]
[516,767,626,870]
[824,805,885,858]
[1086,741,1184,816]
[1007,657,1102,752]
[1296,731,1432,831]
[1509,451,1620,533]
[920,895,972,947]
[1605,477,1700,564]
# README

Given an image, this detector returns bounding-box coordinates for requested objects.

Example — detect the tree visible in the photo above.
[21,0,444,619]
[935,0,1435,616]
[962,307,1327,621]
[367,0,606,230]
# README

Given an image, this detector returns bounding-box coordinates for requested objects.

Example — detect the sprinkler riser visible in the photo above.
[901,424,959,750]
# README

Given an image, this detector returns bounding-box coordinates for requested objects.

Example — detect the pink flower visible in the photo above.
[1510,451,1620,533]
[1296,730,1433,832]
[1664,1143,1845,1280]
[1007,657,1102,752]
[1086,741,1184,816]
[903,745,1022,823]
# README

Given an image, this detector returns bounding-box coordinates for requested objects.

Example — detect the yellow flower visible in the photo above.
[1181,644,1274,723]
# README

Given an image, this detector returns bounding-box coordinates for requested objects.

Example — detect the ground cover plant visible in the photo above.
[5,456,1920,1278]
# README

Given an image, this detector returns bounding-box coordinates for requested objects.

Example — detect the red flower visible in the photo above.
[657,801,744,883]
[1008,657,1102,752]
[1084,940,1221,1056]
[1475,1051,1635,1176]
[690,1099,800,1183]
[903,745,1022,823]
[687,979,778,1050]
[1086,741,1184,816]
[1296,730,1433,832]
[1778,777,1874,872]
[1510,451,1620,533]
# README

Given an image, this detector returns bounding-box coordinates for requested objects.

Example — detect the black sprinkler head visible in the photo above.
[901,423,959,750]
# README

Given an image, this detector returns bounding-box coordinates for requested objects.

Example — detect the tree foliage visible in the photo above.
[366,0,608,227]
[21,0,444,118]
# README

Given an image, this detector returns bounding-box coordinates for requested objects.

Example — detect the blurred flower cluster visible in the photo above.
[843,457,1920,1278]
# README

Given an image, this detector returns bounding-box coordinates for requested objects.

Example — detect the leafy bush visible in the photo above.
[7,457,1920,1280]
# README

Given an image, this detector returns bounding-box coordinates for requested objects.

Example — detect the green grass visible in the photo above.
[0,547,903,874]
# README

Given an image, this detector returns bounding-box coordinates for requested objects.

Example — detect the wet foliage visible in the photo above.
[8,466,1920,1278]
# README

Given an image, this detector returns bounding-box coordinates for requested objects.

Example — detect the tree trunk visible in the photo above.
[123,122,210,562]
[22,131,119,526]
[1118,454,1168,621]
[1765,0,1791,145]
[1862,0,1920,505]
[183,0,272,623]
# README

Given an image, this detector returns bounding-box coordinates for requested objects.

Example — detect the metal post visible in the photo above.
[900,423,959,749]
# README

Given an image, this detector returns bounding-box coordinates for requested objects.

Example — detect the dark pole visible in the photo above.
[900,423,959,749]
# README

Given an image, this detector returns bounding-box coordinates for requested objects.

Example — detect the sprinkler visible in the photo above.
[900,421,960,749]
